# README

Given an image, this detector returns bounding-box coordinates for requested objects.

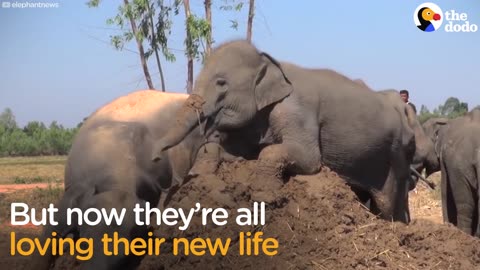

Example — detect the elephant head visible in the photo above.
[415,117,449,177]
[151,40,293,161]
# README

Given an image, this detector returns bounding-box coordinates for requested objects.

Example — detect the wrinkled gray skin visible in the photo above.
[418,109,480,236]
[354,79,435,190]
[349,83,435,219]
[151,40,429,223]
[31,92,240,270]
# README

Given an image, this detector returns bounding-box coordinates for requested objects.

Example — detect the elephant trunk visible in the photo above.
[151,94,217,162]
[410,166,436,190]
[424,149,440,177]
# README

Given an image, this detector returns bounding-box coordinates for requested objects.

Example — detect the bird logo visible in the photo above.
[414,3,443,32]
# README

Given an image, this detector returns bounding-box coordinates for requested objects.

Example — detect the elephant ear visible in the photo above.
[404,102,418,128]
[253,52,293,111]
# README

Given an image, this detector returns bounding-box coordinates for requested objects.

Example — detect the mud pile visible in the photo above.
[133,160,480,270]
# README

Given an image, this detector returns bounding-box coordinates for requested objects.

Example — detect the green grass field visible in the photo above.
[0,156,67,184]
[0,156,66,227]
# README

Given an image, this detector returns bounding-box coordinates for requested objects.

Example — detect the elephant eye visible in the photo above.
[215,78,228,93]
[216,78,227,87]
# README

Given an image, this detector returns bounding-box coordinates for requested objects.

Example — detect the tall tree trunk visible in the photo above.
[124,0,154,89]
[183,0,193,94]
[204,0,212,57]
[146,0,166,91]
[246,0,255,42]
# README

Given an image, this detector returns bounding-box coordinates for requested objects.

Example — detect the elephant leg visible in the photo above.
[446,166,475,235]
[476,167,480,237]
[77,190,148,270]
[258,138,321,176]
[476,194,480,238]
[440,159,455,224]
[474,156,480,237]
[28,189,81,270]
[371,152,410,223]
[371,179,409,223]
[350,186,372,207]
[404,189,411,223]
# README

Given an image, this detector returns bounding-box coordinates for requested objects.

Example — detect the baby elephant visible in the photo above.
[31,90,234,270]
[419,109,480,236]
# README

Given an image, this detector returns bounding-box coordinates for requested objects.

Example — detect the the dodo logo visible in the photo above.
[414,3,443,32]
[414,3,478,33]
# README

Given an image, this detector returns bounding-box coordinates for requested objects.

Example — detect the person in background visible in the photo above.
[400,89,417,114]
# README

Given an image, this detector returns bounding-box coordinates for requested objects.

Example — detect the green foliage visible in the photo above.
[418,97,469,124]
[229,19,239,30]
[183,0,244,64]
[144,0,180,62]
[219,0,244,11]
[185,14,211,62]
[0,108,17,131]
[0,108,79,157]
[86,0,100,7]
[220,0,244,30]
[88,0,177,63]
[438,97,468,118]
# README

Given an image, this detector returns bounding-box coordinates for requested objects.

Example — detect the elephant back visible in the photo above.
[467,108,480,123]
[79,90,189,137]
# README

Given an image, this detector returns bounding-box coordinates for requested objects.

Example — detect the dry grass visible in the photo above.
[409,172,443,224]
[0,156,66,184]
[0,182,64,225]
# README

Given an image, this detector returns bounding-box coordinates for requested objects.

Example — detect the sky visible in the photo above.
[0,0,479,128]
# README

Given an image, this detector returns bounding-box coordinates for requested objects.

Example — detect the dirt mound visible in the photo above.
[133,160,480,270]
[13,160,480,270]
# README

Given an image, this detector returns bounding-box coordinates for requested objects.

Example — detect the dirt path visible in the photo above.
[0,183,63,194]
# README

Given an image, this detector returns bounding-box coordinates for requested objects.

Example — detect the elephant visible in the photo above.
[31,90,240,270]
[150,40,433,223]
[347,85,436,214]
[368,87,437,190]
[416,109,480,236]
[352,78,371,89]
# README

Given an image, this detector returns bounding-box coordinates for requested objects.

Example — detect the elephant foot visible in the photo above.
[188,158,221,177]
[256,159,292,181]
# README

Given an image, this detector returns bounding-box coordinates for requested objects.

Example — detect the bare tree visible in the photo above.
[204,0,212,57]
[246,0,255,42]
[88,0,179,91]
[146,0,166,91]
[124,0,154,89]
[183,0,194,93]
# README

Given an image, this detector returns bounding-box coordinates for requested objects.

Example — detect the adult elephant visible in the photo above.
[417,109,480,236]
[32,90,238,270]
[356,81,436,190]
[151,40,429,223]
[353,78,371,89]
